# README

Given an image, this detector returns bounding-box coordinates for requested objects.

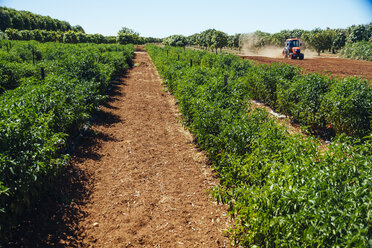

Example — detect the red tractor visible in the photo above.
[282,38,304,60]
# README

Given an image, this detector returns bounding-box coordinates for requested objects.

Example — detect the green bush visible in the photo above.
[278,73,332,130]
[321,77,372,137]
[341,41,372,61]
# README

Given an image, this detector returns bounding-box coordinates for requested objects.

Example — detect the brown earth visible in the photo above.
[240,56,372,81]
[10,52,231,247]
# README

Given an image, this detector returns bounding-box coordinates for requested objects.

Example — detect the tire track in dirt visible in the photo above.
[67,52,231,247]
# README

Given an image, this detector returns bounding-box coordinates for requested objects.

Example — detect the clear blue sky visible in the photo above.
[1,0,371,38]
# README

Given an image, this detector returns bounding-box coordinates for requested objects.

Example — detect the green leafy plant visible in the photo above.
[147,44,372,247]
[0,40,134,240]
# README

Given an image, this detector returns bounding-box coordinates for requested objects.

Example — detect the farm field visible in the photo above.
[8,50,231,247]
[4,43,372,247]
[1,3,372,247]
[240,55,372,80]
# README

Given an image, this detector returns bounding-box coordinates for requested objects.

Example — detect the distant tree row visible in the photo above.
[160,23,372,57]
[4,28,114,44]
[240,23,372,55]
[0,7,84,33]
[116,27,162,45]
[2,27,163,45]
[162,29,240,53]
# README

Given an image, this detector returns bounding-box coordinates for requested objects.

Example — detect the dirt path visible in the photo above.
[60,52,230,247]
[240,56,372,80]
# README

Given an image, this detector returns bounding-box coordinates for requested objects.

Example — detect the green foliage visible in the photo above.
[302,28,335,55]
[233,23,371,60]
[236,54,371,138]
[0,40,134,240]
[197,29,216,49]
[163,34,187,47]
[116,27,142,45]
[191,29,230,52]
[0,31,7,40]
[341,41,372,61]
[347,24,370,43]
[186,33,198,46]
[321,77,372,137]
[227,34,241,49]
[277,73,332,130]
[63,30,79,43]
[211,31,228,51]
[0,7,74,32]
[147,44,372,247]
[332,29,347,50]
[5,28,117,44]
[71,25,85,33]
[118,27,138,36]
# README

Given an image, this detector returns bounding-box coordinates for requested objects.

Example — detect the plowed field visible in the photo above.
[240,56,372,80]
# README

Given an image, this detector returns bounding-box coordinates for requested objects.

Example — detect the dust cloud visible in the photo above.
[239,33,319,59]
[240,45,283,58]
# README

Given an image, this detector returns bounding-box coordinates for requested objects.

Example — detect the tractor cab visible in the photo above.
[283,38,304,60]
[286,39,300,48]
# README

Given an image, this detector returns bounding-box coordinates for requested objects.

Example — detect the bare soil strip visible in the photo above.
[45,51,231,247]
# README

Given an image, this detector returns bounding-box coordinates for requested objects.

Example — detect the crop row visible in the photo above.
[0,40,134,240]
[243,61,371,139]
[147,45,372,247]
[0,40,133,93]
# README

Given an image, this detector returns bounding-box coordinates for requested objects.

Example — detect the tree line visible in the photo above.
[242,24,372,55]
[0,7,84,32]
[1,6,370,57]
[161,24,372,57]
[163,29,240,52]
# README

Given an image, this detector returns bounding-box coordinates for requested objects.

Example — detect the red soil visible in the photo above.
[241,56,372,81]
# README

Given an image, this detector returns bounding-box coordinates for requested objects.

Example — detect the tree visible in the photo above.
[0,9,11,31]
[0,31,7,40]
[347,24,368,43]
[163,35,187,48]
[63,30,78,43]
[5,28,20,40]
[228,34,241,49]
[197,29,216,50]
[332,29,347,52]
[186,33,198,46]
[11,13,24,30]
[323,29,337,52]
[211,31,228,52]
[45,16,57,31]
[302,29,329,56]
[76,32,87,43]
[32,29,43,42]
[89,33,105,44]
[104,36,117,44]
[117,32,136,44]
[118,27,138,36]
[116,27,140,44]
[72,25,85,33]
